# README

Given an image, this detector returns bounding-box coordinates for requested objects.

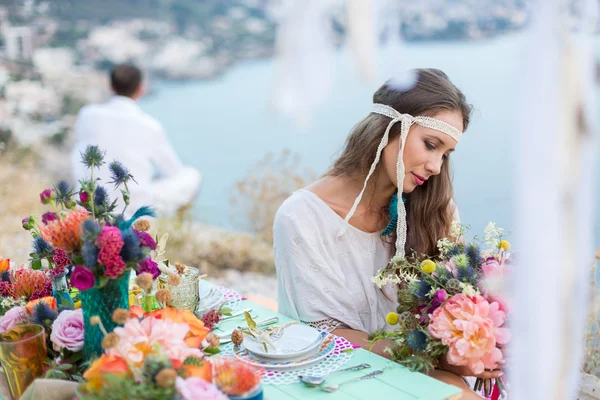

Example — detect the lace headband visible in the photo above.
[339,103,463,258]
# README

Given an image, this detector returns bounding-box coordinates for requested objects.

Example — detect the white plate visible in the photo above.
[234,331,335,371]
[242,324,322,360]
[196,287,224,314]
[199,280,212,299]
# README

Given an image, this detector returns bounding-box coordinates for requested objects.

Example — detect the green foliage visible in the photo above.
[83,373,177,400]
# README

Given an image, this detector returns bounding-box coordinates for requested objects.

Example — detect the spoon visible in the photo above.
[320,370,383,393]
[298,363,371,386]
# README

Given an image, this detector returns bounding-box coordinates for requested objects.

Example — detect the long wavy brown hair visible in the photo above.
[327,68,472,257]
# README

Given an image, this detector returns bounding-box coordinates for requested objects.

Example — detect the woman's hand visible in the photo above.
[438,356,504,379]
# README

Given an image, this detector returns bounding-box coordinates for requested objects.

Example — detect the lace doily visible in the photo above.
[304,318,348,332]
[197,286,243,316]
[216,286,243,313]
[220,335,355,385]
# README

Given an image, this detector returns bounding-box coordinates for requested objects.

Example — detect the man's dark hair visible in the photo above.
[110,64,142,97]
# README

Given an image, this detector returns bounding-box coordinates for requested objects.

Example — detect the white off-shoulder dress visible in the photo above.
[274,189,399,333]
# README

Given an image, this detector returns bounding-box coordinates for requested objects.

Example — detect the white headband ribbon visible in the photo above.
[338,103,463,258]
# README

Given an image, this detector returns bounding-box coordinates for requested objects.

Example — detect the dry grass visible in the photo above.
[0,147,49,264]
[155,215,275,275]
[230,149,315,244]
[584,249,600,377]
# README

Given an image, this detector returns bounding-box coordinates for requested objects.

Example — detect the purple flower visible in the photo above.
[136,230,157,251]
[79,191,89,203]
[70,266,95,291]
[138,257,160,279]
[40,189,55,204]
[22,215,36,230]
[42,212,58,225]
[434,289,448,304]
[50,309,84,352]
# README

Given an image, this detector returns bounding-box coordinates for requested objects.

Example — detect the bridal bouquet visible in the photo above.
[371,222,511,398]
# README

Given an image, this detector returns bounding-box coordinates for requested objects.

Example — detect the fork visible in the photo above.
[320,370,383,393]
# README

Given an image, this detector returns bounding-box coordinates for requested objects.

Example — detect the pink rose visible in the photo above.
[50,309,84,352]
[175,377,228,400]
[0,306,27,333]
[71,266,95,291]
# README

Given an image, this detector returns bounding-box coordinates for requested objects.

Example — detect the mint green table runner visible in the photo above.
[217,300,461,400]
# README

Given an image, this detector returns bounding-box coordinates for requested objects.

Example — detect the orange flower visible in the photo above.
[180,360,212,382]
[26,296,57,314]
[0,258,9,272]
[39,208,89,252]
[147,308,209,348]
[83,354,130,391]
[3,269,51,300]
[129,305,145,319]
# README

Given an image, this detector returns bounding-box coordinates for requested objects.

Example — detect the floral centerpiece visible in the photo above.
[21,145,168,360]
[77,306,228,400]
[371,222,511,398]
[0,291,86,397]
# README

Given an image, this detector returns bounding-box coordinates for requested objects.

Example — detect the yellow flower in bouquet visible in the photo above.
[498,240,511,251]
[420,259,436,274]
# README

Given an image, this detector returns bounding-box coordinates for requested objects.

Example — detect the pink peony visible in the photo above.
[109,317,203,365]
[96,226,126,279]
[0,306,27,333]
[50,309,84,352]
[428,294,510,375]
[481,258,501,278]
[175,377,228,400]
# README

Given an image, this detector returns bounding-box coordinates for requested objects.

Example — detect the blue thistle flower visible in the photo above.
[109,161,135,187]
[410,280,431,299]
[81,145,105,169]
[120,228,144,262]
[82,219,101,239]
[33,236,53,255]
[1,271,11,282]
[94,185,108,208]
[82,240,99,268]
[32,302,58,325]
[406,330,427,352]
[466,243,481,269]
[457,265,476,284]
[446,245,463,257]
[54,180,74,207]
[434,265,451,284]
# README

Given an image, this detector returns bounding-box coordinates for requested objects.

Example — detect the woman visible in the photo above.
[273,69,502,398]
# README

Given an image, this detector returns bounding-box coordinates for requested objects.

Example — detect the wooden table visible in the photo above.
[217,300,462,400]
